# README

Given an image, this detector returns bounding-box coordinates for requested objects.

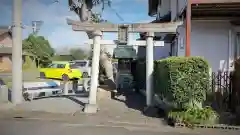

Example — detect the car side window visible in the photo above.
[48,64,57,68]
[57,64,65,69]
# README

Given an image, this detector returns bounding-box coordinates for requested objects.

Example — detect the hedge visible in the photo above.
[154,56,210,109]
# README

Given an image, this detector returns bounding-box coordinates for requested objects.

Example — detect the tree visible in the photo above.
[70,48,90,60]
[69,0,111,23]
[69,0,115,88]
[52,48,90,61]
[23,34,55,67]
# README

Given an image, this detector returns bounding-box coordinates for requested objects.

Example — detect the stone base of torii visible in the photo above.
[67,19,182,113]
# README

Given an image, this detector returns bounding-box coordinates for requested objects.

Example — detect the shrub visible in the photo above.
[154,56,210,109]
[168,106,219,127]
[23,56,36,70]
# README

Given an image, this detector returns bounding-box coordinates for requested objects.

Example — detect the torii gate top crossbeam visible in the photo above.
[66,19,183,33]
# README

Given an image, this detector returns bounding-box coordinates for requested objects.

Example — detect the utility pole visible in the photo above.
[31,21,44,34]
[12,0,23,104]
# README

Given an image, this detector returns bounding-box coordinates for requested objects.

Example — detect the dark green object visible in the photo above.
[134,59,146,90]
[168,106,219,127]
[154,56,210,109]
[113,46,137,59]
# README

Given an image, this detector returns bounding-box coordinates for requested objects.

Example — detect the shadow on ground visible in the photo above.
[111,88,166,120]
[99,78,165,120]
[35,94,88,106]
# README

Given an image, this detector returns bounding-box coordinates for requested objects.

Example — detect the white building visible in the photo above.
[148,0,240,72]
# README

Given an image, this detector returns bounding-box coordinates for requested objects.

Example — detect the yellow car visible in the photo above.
[39,61,82,81]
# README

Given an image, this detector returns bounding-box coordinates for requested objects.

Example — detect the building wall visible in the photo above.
[177,0,187,14]
[0,33,12,47]
[137,43,171,60]
[0,54,35,72]
[170,0,186,20]
[156,0,187,20]
[0,55,12,72]
[176,21,234,72]
[0,33,12,72]
[170,0,177,21]
[159,0,171,18]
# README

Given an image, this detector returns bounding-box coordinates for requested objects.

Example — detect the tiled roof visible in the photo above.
[0,47,32,56]
[0,26,10,35]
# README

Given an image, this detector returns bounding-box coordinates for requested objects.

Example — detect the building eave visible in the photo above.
[0,26,12,37]
[192,0,240,4]
[178,2,240,23]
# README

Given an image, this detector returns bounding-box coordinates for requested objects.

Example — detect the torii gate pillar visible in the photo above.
[83,30,102,113]
[146,32,154,107]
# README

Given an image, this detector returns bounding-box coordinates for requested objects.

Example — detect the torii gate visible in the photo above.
[67,19,182,113]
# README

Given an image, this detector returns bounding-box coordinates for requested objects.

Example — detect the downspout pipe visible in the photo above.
[186,0,191,56]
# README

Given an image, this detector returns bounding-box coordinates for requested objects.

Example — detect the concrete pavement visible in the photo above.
[0,119,194,135]
[0,87,239,135]
[0,118,239,135]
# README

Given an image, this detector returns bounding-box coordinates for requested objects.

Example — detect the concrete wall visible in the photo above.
[176,21,234,72]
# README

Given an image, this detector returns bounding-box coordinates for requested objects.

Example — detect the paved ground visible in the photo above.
[0,87,240,135]
[0,89,161,125]
[0,117,239,135]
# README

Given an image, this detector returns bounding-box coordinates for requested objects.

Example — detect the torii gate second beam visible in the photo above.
[67,19,182,113]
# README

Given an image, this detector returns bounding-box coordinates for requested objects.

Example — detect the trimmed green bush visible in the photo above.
[154,56,210,109]
[168,106,219,127]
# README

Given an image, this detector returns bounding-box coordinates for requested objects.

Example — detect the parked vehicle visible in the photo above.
[72,60,92,78]
[39,61,82,81]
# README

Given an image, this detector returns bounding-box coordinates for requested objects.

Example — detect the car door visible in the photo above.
[44,63,58,78]
[48,63,58,78]
[56,64,67,79]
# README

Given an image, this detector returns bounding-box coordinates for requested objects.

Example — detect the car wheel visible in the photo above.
[62,74,69,81]
[40,72,46,79]
[82,72,88,78]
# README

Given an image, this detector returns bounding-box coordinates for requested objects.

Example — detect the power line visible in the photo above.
[101,0,124,21]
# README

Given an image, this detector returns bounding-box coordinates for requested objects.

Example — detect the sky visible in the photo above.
[0,0,154,51]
